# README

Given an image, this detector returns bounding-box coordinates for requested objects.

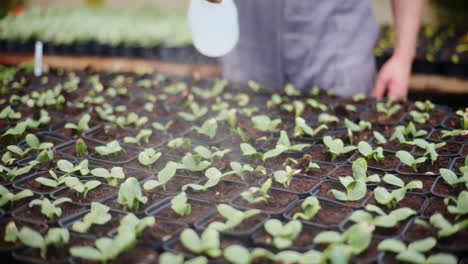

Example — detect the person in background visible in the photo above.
[207,0,424,99]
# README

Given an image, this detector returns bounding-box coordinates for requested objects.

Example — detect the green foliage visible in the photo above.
[151,120,173,134]
[12,227,69,258]
[117,177,148,211]
[430,213,468,238]
[409,111,430,124]
[178,103,208,122]
[444,191,468,219]
[0,106,21,120]
[415,100,435,112]
[391,122,427,143]
[265,219,302,249]
[318,113,339,124]
[75,138,88,158]
[171,192,191,216]
[182,167,234,192]
[358,141,385,162]
[208,204,260,231]
[439,168,468,189]
[294,117,328,138]
[251,115,281,132]
[323,136,357,161]
[57,159,89,176]
[0,185,33,207]
[65,114,91,133]
[241,178,272,204]
[180,228,221,257]
[396,151,427,172]
[95,140,123,156]
[293,197,321,221]
[138,148,161,168]
[456,108,468,129]
[91,166,125,186]
[373,131,388,144]
[374,174,422,208]
[72,202,112,233]
[193,119,218,139]
[123,129,152,146]
[344,119,372,132]
[117,213,155,237]
[167,137,191,149]
[378,238,457,264]
[181,154,211,172]
[36,170,69,188]
[349,204,415,228]
[229,162,266,181]
[143,161,180,191]
[376,100,402,118]
[194,145,230,161]
[0,164,35,182]
[413,139,446,163]
[330,158,379,201]
[441,129,466,139]
[29,197,72,220]
[65,177,101,198]
[314,222,373,255]
[273,166,301,187]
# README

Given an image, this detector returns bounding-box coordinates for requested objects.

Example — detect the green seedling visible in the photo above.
[306,98,327,111]
[29,197,72,220]
[117,213,155,237]
[0,185,33,207]
[229,162,266,181]
[152,120,173,134]
[208,204,260,231]
[444,191,468,220]
[415,100,435,112]
[180,228,221,258]
[413,139,446,163]
[390,122,427,142]
[274,130,311,153]
[441,129,467,139]
[409,111,430,124]
[358,141,384,162]
[241,178,272,204]
[8,227,69,258]
[95,140,123,156]
[273,166,301,187]
[215,109,237,127]
[181,154,211,172]
[29,149,54,166]
[64,177,101,198]
[353,93,367,102]
[178,103,208,122]
[323,136,357,161]
[75,138,88,157]
[194,145,231,161]
[57,159,90,176]
[314,222,373,256]
[182,167,235,192]
[72,202,112,233]
[378,237,457,264]
[456,108,468,130]
[159,253,208,264]
[251,115,281,132]
[284,84,301,96]
[1,135,50,164]
[293,117,328,138]
[65,114,91,133]
[0,106,21,120]
[318,113,339,124]
[123,129,152,146]
[193,119,218,139]
[329,158,380,202]
[0,164,34,182]
[248,80,264,92]
[91,166,125,186]
[138,148,162,168]
[349,204,415,228]
[264,219,302,249]
[439,168,468,189]
[1,121,28,140]
[293,196,321,221]
[117,177,148,211]
[171,192,191,216]
[344,119,372,132]
[143,161,180,191]
[396,151,427,172]
[373,131,388,144]
[374,174,422,208]
[240,143,264,161]
[193,79,227,99]
[35,170,69,188]
[430,213,468,238]
[376,100,401,118]
[167,137,191,149]
[281,100,305,117]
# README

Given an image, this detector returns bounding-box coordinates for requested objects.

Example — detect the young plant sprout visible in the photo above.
[64,176,101,197]
[72,202,112,233]
[414,100,435,112]
[376,100,401,118]
[344,119,372,132]
[1,121,28,140]
[117,177,148,211]
[194,145,231,161]
[274,130,311,153]
[116,213,155,237]
[373,131,388,144]
[167,137,191,149]
[91,166,125,186]
[57,159,90,176]
[178,102,208,122]
[329,158,380,201]
[378,237,457,264]
[7,226,69,258]
[75,138,88,157]
[229,162,266,181]
[444,191,468,220]
[0,164,35,182]
[293,196,321,221]
[441,129,467,139]
[251,115,281,132]
[29,197,72,220]
[396,151,427,172]
[456,108,468,130]
[143,161,180,191]
[349,204,416,228]
[0,185,33,207]
[65,113,91,133]
[123,129,152,146]
[409,111,430,124]
[273,166,301,187]
[314,222,373,256]
[281,100,305,117]
[374,174,422,208]
[70,226,137,263]
[264,219,302,249]
[35,170,69,188]
[193,118,218,139]
[152,120,173,134]
[182,167,234,192]
[284,84,301,96]
[358,141,385,162]
[138,148,161,168]
[430,213,468,238]
[390,122,427,142]
[413,139,446,163]
[293,117,328,138]
[318,113,339,124]
[306,98,327,111]
[290,155,321,173]
[180,228,221,258]
[208,204,260,231]
[0,105,21,120]
[241,178,272,204]
[181,153,211,172]
[95,140,123,156]
[0,133,52,164]
[439,168,468,189]
[322,136,357,161]
[171,192,191,216]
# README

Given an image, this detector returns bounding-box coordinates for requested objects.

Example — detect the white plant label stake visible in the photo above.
[34,41,43,77]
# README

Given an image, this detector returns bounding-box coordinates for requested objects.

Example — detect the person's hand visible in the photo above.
[206,0,222,3]
[372,55,412,100]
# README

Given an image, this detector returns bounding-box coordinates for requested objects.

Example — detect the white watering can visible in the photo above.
[188,0,239,57]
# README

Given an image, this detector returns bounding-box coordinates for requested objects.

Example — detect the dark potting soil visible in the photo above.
[412,142,462,156]
[366,193,427,213]
[154,201,215,224]
[399,156,452,174]
[315,181,371,209]
[105,191,168,214]
[235,190,298,214]
[444,117,462,130]
[145,176,200,196]
[333,130,374,144]
[187,181,246,203]
[379,139,414,153]
[306,144,355,164]
[432,177,465,197]
[55,184,117,204]
[109,246,158,264]
[406,108,448,127]
[405,221,468,250]
[289,200,352,226]
[88,127,133,143]
[352,238,381,264]
[138,219,186,244]
[84,212,123,237]
[229,170,269,186]
[0,219,47,250]
[270,176,321,194]
[293,158,335,179]
[16,202,85,223]
[202,212,267,233]
[422,197,457,220]
[360,111,405,125]
[254,225,326,249]
[363,153,401,171]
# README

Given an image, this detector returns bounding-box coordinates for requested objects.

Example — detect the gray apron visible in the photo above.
[221,0,379,97]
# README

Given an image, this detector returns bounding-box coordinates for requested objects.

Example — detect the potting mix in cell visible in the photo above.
[0,64,466,264]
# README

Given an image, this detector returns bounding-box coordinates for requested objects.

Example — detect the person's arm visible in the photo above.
[372,0,424,99]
